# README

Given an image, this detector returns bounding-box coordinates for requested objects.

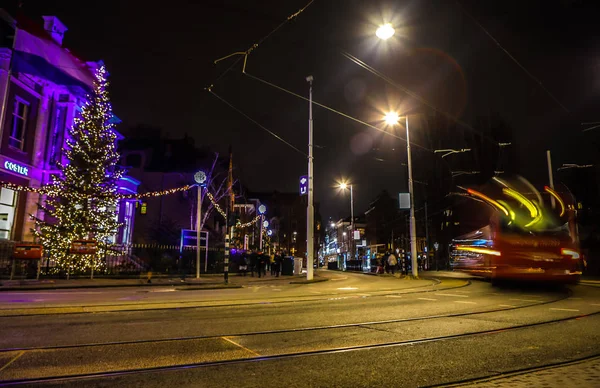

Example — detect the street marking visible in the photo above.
[549,308,580,312]
[499,304,516,308]
[271,289,282,291]
[454,301,477,304]
[435,293,469,298]
[310,291,322,294]
[151,289,176,293]
[386,295,403,298]
[358,294,371,297]
[510,299,541,303]
[523,295,543,298]
[330,277,348,281]
[452,290,470,293]
[337,287,358,290]
[221,337,260,357]
[0,351,25,373]
[418,298,437,301]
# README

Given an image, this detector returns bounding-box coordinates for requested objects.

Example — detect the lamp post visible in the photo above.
[338,182,355,261]
[306,75,315,281]
[384,112,418,278]
[258,204,266,251]
[194,170,207,279]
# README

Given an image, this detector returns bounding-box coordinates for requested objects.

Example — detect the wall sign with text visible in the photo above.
[3,160,29,177]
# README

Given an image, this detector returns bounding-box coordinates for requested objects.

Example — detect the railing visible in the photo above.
[0,240,234,279]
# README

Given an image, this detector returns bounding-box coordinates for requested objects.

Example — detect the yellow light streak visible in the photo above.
[456,245,502,256]
[545,186,565,217]
[467,189,509,217]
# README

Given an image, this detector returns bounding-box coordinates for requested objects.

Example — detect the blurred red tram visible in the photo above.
[450,179,584,284]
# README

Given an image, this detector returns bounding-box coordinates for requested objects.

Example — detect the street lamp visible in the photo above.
[384,112,419,278]
[337,180,355,263]
[258,204,266,250]
[306,75,315,281]
[376,23,395,40]
[194,170,207,279]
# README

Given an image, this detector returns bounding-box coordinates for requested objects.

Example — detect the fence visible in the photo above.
[0,240,245,279]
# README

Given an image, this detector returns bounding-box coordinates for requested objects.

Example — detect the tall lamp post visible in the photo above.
[306,75,315,281]
[194,170,207,279]
[338,182,355,261]
[258,204,267,250]
[384,112,418,278]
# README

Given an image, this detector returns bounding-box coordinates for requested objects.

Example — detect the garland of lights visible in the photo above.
[236,215,261,228]
[0,181,193,200]
[206,191,227,219]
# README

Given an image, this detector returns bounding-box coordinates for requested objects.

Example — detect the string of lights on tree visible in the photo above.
[32,65,122,274]
[206,192,227,219]
[236,215,261,229]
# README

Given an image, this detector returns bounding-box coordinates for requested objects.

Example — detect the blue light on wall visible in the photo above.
[4,161,29,177]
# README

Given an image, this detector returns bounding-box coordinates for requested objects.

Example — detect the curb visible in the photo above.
[289,278,329,284]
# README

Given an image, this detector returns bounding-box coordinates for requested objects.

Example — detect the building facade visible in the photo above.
[0,11,138,244]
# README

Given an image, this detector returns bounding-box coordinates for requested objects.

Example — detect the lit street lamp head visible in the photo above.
[339,182,348,190]
[194,170,207,185]
[376,23,395,40]
[384,111,400,126]
[258,204,267,214]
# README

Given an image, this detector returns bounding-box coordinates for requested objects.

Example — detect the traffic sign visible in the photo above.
[299,175,308,196]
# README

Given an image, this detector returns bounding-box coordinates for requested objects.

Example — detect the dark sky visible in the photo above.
[8,0,600,219]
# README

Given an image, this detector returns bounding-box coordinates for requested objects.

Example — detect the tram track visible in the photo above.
[0,307,597,387]
[0,286,571,353]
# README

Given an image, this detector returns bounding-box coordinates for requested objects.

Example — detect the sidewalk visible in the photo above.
[460,355,600,387]
[0,272,323,291]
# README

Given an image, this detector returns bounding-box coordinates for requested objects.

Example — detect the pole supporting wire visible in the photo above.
[243,72,433,153]
[208,89,307,157]
[455,0,569,113]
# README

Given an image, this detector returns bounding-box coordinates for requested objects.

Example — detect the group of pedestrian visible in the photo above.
[375,251,399,275]
[239,250,286,278]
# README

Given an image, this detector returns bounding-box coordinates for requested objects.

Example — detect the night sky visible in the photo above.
[6,0,600,219]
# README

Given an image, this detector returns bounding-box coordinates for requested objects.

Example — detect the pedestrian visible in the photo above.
[388,252,397,275]
[384,252,391,274]
[248,250,256,277]
[239,252,248,276]
[274,252,283,277]
[270,253,276,276]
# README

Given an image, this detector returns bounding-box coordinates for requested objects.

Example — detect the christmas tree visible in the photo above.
[33,64,123,274]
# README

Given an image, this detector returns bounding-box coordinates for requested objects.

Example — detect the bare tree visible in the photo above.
[193,153,236,232]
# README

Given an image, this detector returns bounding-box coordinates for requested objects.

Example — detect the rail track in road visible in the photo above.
[1,286,594,386]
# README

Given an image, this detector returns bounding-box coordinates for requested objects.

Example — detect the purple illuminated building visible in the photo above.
[0,10,139,243]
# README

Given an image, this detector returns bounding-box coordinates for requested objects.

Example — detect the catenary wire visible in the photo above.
[455,0,570,113]
[208,90,307,157]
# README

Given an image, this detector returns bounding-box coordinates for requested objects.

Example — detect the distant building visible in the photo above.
[119,130,226,245]
[0,11,138,243]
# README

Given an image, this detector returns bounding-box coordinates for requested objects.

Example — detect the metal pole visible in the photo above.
[425,201,429,270]
[196,185,202,278]
[224,208,229,284]
[546,150,556,209]
[259,214,264,250]
[350,185,354,260]
[306,75,314,281]
[406,116,419,278]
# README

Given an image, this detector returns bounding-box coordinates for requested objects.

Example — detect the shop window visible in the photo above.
[0,188,16,240]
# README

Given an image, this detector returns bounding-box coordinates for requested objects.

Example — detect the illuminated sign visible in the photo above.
[3,161,28,176]
[299,175,308,196]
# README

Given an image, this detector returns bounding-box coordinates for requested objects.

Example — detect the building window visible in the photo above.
[49,105,67,168]
[121,201,134,244]
[0,188,16,240]
[9,98,29,150]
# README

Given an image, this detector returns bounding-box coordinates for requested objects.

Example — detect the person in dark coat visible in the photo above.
[248,250,257,277]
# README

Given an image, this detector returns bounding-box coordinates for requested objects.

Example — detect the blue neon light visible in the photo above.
[4,160,29,176]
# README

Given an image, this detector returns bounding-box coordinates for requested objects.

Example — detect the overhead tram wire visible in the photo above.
[242,71,433,153]
[341,51,501,148]
[208,0,316,89]
[208,90,307,157]
[455,0,570,113]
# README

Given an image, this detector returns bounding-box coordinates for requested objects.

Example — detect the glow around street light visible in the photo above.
[376,23,395,40]
[258,204,266,214]
[339,182,348,190]
[384,111,400,125]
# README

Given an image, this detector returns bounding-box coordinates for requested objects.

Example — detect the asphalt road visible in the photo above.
[0,271,598,387]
